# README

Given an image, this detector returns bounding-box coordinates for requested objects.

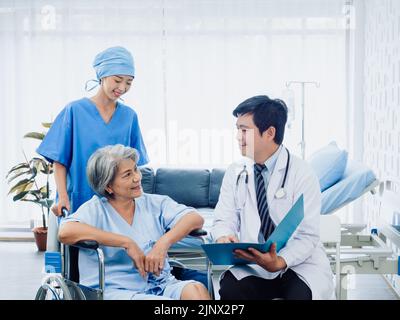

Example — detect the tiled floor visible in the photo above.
[0,241,398,300]
[0,242,44,300]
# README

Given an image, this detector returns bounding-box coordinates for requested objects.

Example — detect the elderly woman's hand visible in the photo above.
[125,241,146,278]
[145,238,170,277]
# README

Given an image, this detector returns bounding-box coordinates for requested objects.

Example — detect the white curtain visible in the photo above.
[0,0,347,226]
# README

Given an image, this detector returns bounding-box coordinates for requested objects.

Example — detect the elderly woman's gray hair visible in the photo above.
[87,144,139,198]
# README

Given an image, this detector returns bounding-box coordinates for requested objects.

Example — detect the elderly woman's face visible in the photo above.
[106,159,142,200]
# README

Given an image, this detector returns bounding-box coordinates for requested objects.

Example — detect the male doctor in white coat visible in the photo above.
[211,95,334,300]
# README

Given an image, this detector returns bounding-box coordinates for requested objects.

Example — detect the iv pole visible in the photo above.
[285,81,320,160]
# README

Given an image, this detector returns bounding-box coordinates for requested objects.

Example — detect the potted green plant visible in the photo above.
[6,122,54,251]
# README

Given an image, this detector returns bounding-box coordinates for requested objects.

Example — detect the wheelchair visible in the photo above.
[35,208,213,300]
[35,239,105,300]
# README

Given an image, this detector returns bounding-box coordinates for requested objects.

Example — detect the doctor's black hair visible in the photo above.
[233,95,288,145]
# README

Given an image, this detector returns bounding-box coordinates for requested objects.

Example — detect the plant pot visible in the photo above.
[32,227,48,251]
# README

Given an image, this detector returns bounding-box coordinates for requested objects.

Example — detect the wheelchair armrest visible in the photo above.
[70,240,105,293]
[165,228,207,237]
[71,240,99,250]
[189,229,207,237]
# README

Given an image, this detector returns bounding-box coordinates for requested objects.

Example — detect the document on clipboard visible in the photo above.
[201,194,304,265]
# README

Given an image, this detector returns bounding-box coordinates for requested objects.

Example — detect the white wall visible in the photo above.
[363,0,400,294]
[363,0,400,224]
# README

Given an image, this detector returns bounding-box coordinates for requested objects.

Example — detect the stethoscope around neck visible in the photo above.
[235,147,290,210]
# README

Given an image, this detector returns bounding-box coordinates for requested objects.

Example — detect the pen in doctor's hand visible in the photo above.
[216,235,239,243]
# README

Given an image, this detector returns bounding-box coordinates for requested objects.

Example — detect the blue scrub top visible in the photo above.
[60,194,194,299]
[37,97,149,212]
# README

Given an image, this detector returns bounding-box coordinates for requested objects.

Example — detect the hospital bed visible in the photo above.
[319,161,400,300]
[326,176,400,300]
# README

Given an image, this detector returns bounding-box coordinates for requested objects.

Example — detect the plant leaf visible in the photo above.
[38,199,54,208]
[22,190,42,201]
[22,181,34,193]
[39,186,50,198]
[6,163,30,178]
[27,189,41,196]
[8,179,32,195]
[28,166,37,181]
[42,122,52,128]
[20,199,40,204]
[13,191,30,202]
[40,165,53,174]
[27,159,40,176]
[30,157,47,168]
[10,181,33,197]
[30,157,53,174]
[24,132,45,140]
[30,158,50,174]
[7,169,31,184]
[46,162,53,174]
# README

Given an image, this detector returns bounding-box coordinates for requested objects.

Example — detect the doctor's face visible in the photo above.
[236,113,275,160]
[106,159,142,200]
[236,113,257,159]
[101,75,133,101]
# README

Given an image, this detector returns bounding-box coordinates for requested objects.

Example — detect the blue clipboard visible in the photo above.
[201,194,304,265]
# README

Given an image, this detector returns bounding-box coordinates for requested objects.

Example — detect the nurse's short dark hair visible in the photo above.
[233,95,288,145]
[86,144,139,198]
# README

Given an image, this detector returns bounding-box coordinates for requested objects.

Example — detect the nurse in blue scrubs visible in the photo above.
[37,46,149,216]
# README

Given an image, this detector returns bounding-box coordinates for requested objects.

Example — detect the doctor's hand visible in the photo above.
[145,239,169,277]
[125,241,147,278]
[234,243,287,273]
[216,235,239,243]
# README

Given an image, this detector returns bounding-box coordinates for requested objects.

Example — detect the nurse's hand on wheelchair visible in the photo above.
[216,234,239,243]
[52,195,71,217]
[234,243,287,273]
[125,240,147,278]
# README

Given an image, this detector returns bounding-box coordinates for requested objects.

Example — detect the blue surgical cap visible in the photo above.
[93,46,135,80]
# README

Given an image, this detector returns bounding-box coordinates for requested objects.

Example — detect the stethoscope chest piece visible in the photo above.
[275,188,286,199]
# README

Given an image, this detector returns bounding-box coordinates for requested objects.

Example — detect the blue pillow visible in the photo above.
[308,142,348,192]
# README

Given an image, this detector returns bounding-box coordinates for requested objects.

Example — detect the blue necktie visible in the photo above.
[254,163,275,240]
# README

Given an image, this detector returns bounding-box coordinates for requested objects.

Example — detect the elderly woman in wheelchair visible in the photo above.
[57,144,210,300]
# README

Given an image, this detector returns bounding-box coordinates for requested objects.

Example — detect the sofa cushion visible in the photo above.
[154,168,210,207]
[139,166,155,194]
[308,141,348,192]
[209,168,225,208]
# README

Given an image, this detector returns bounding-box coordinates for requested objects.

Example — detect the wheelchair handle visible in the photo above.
[61,206,69,217]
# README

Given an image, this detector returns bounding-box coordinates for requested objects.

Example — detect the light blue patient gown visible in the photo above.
[60,193,197,300]
[36,98,149,213]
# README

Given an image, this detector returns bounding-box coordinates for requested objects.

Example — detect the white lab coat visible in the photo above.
[211,146,334,300]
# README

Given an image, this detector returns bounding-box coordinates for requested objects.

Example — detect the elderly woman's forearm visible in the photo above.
[161,212,204,246]
[58,221,132,248]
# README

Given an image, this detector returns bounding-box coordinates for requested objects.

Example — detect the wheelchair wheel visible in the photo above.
[35,275,85,300]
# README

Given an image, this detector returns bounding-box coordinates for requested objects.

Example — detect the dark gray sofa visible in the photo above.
[139,167,226,242]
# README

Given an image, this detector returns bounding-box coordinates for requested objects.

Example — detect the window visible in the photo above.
[0,0,348,226]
